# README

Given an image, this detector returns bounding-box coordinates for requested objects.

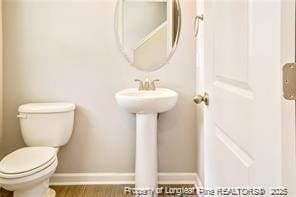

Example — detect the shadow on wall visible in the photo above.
[57,106,94,171]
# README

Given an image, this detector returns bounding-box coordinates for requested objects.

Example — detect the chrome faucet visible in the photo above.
[134,78,160,91]
[143,78,150,90]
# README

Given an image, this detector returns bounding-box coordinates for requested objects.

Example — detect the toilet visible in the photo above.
[0,102,76,197]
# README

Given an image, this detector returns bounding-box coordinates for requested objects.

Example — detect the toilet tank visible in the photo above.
[18,103,76,147]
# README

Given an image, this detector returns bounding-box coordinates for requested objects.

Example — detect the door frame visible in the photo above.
[281,0,296,194]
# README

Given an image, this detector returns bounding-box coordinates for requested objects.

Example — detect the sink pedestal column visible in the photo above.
[135,113,158,196]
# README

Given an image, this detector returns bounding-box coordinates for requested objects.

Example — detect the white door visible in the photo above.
[196,0,296,194]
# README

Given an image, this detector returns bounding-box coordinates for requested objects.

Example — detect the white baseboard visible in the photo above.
[50,173,197,186]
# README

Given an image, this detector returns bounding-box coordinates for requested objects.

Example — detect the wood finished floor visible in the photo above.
[0,185,198,197]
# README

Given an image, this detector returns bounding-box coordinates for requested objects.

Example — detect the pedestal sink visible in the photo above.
[115,88,178,195]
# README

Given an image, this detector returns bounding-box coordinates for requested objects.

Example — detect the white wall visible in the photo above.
[2,0,197,173]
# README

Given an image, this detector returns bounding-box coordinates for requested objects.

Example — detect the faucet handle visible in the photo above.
[150,79,160,90]
[134,79,144,90]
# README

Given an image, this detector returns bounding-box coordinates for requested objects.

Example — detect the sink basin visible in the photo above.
[115,88,178,114]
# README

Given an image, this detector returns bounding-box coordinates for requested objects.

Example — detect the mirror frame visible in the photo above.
[114,0,182,72]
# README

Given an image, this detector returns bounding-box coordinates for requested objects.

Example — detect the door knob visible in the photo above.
[194,92,209,106]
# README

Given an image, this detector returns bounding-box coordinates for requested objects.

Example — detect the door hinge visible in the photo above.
[283,63,296,100]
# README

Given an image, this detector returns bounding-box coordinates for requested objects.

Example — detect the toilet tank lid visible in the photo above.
[18,103,76,113]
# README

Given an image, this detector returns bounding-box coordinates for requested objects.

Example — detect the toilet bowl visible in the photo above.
[0,103,75,197]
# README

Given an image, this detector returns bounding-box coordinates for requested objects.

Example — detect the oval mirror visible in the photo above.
[115,0,181,71]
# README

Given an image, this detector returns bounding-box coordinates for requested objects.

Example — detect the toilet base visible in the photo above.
[13,179,55,197]
[47,188,56,197]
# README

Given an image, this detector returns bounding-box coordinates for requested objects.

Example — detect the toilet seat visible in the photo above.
[0,156,58,190]
[0,147,57,179]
